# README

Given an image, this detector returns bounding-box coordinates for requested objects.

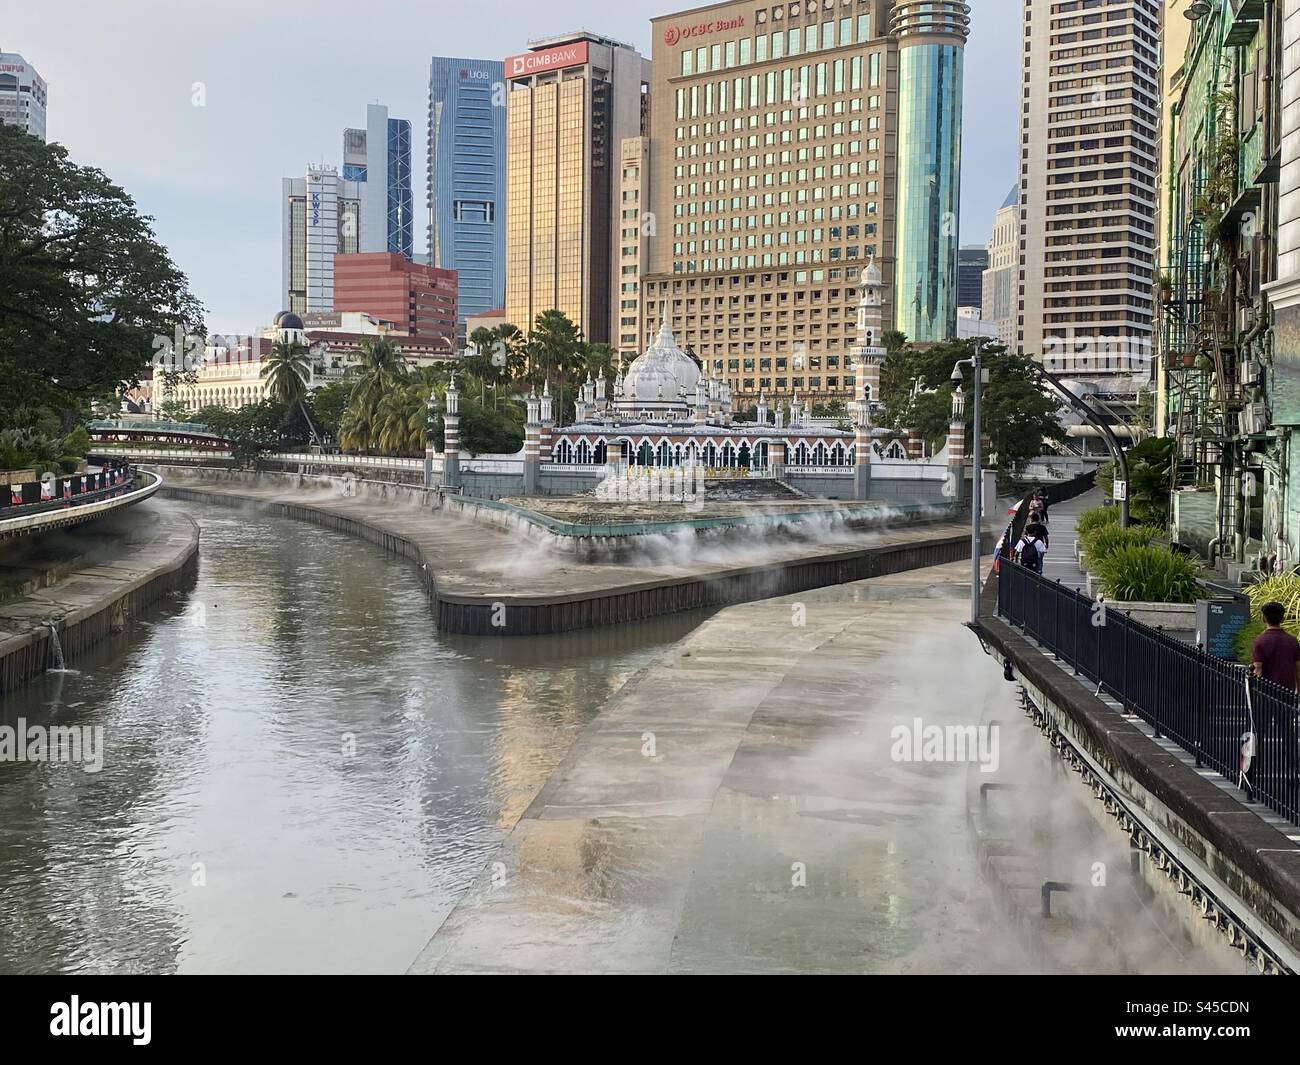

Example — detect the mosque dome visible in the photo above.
[861,251,882,289]
[622,313,702,403]
[273,310,304,331]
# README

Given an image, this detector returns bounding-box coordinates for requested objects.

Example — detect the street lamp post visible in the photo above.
[952,338,985,625]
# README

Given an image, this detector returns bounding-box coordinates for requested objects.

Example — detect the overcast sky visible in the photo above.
[7,0,1021,334]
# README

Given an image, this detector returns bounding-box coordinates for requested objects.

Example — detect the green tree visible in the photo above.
[0,123,204,429]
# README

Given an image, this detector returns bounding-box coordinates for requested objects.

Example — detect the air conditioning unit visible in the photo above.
[1239,306,1257,335]
[1239,401,1268,436]
[1240,359,1262,386]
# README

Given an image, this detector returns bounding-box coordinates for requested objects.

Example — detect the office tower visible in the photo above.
[428,57,506,338]
[282,165,363,315]
[645,0,925,407]
[334,253,458,353]
[504,32,651,343]
[1017,0,1160,377]
[982,186,1017,347]
[957,246,988,311]
[0,52,47,140]
[892,2,969,343]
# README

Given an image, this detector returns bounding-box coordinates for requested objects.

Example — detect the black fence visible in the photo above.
[0,460,136,518]
[998,561,1300,825]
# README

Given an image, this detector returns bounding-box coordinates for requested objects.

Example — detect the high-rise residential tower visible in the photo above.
[891,2,969,343]
[504,32,651,343]
[646,0,958,408]
[0,52,47,141]
[428,58,506,339]
[1016,0,1160,378]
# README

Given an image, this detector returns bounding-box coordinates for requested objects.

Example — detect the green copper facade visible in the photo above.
[890,2,969,343]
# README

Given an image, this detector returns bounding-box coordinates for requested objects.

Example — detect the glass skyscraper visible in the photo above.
[891,2,969,343]
[427,57,506,335]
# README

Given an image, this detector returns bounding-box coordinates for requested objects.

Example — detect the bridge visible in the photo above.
[89,418,231,452]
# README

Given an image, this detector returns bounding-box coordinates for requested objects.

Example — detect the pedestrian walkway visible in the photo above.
[1035,488,1102,594]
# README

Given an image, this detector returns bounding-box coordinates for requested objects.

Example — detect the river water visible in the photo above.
[0,502,704,974]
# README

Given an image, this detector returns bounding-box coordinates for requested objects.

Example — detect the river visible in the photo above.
[0,501,704,974]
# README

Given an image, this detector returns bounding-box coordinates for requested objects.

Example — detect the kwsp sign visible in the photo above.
[664,14,745,47]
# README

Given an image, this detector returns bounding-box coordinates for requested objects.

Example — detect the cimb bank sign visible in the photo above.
[505,41,590,78]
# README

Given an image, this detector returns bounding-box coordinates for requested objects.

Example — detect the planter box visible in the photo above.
[1108,600,1197,632]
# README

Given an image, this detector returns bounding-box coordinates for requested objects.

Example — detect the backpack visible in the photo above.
[1020,538,1041,572]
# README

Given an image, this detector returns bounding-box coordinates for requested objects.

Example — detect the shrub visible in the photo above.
[1083,523,1161,567]
[57,455,81,474]
[1097,544,1200,603]
[1076,504,1120,539]
[1233,573,1300,663]
[62,425,92,457]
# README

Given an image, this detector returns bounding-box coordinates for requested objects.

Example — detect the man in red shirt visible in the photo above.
[1251,602,1300,691]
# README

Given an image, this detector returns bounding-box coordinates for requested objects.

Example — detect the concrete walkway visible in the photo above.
[410,560,1029,974]
[1036,489,1101,593]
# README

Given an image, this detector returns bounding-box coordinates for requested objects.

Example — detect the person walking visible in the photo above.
[1016,521,1048,575]
[1251,601,1300,692]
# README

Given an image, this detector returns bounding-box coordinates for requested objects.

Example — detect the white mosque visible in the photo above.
[530,255,889,482]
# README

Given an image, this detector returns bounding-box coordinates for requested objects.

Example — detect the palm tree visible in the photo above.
[261,339,310,406]
[261,339,320,445]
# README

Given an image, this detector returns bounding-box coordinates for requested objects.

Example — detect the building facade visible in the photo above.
[428,57,507,338]
[891,2,969,342]
[0,52,47,140]
[640,1,965,411]
[333,252,458,352]
[1157,0,1283,568]
[981,185,1018,347]
[617,136,653,361]
[1016,0,1161,379]
[504,33,651,343]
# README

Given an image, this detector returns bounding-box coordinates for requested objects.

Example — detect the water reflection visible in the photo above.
[0,503,702,974]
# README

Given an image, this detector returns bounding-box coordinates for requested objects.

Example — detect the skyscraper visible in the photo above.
[428,58,506,338]
[282,165,362,315]
[0,52,47,141]
[1016,0,1159,377]
[345,104,414,259]
[891,2,969,343]
[504,32,651,343]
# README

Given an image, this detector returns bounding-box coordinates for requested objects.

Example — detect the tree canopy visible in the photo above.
[0,123,205,430]
[879,335,1065,475]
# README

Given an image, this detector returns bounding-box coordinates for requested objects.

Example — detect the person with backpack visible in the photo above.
[1016,521,1048,575]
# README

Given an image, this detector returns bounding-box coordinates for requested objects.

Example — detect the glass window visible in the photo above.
[756,35,767,62]
[788,28,800,56]
[822,21,834,49]
[772,32,784,59]
[740,38,752,64]
[682,50,693,77]
[856,14,869,43]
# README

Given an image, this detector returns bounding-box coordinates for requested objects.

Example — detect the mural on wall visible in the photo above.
[1271,306,1300,425]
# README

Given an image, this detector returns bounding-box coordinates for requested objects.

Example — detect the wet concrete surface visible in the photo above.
[411,561,1035,973]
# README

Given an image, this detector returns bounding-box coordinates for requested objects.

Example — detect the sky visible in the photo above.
[5,0,1022,334]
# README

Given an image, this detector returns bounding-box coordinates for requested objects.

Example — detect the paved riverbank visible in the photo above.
[410,560,1030,974]
[0,500,199,691]
[158,472,989,635]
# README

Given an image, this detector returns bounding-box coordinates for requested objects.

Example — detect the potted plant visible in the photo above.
[1157,273,1173,304]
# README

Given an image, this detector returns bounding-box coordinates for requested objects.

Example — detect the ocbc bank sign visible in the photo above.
[663,13,746,47]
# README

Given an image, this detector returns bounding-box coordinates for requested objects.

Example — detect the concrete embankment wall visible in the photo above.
[0,507,200,693]
[978,608,1300,969]
[154,465,990,637]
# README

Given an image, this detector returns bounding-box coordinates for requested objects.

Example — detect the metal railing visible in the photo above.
[997,561,1300,824]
